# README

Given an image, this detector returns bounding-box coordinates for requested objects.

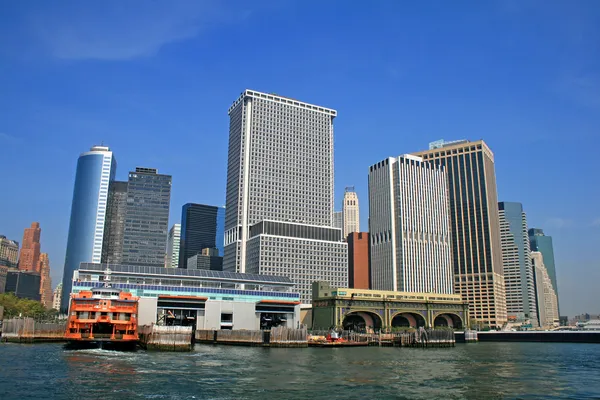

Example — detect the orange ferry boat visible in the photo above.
[65,287,139,350]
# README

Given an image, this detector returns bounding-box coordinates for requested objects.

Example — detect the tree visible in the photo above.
[0,293,55,320]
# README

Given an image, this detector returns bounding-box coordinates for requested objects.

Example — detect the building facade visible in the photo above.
[18,222,41,273]
[529,228,559,313]
[531,251,559,329]
[61,145,116,311]
[333,211,343,230]
[121,167,172,268]
[369,155,454,295]
[342,187,360,239]
[347,232,370,289]
[101,180,128,264]
[179,204,225,267]
[498,202,537,325]
[413,140,507,328]
[0,265,8,294]
[5,270,41,301]
[0,235,19,268]
[166,224,181,268]
[39,253,52,308]
[187,251,223,271]
[52,283,62,311]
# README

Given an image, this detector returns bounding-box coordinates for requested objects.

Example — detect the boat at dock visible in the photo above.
[64,287,139,350]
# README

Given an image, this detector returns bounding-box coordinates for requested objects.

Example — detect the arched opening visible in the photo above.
[342,311,382,333]
[434,313,463,329]
[391,312,426,328]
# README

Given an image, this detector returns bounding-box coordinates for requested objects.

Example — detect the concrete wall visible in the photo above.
[201,301,259,330]
[138,297,158,326]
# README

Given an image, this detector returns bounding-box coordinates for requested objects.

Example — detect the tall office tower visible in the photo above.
[531,251,559,329]
[0,235,19,268]
[166,224,181,268]
[61,145,116,312]
[121,167,171,267]
[101,181,128,264]
[179,204,225,267]
[498,202,538,325]
[223,90,347,303]
[369,155,454,294]
[348,232,370,289]
[413,140,507,328]
[343,187,360,238]
[18,222,41,273]
[38,253,52,307]
[52,283,63,311]
[529,228,559,312]
[333,211,343,230]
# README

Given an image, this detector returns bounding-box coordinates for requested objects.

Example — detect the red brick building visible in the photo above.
[347,232,370,289]
[39,253,53,308]
[18,222,41,273]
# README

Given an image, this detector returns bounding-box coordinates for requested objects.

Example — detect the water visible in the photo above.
[1,342,600,399]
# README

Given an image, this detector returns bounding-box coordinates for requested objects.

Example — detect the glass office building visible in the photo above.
[179,203,225,267]
[529,228,560,313]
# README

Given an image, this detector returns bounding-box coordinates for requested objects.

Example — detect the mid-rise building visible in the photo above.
[529,228,560,313]
[179,204,225,267]
[52,283,62,311]
[413,140,507,328]
[333,211,343,230]
[0,235,19,268]
[18,222,41,273]
[39,253,52,308]
[347,232,370,289]
[0,265,8,294]
[498,202,537,325]
[166,224,181,268]
[187,248,223,271]
[101,180,128,264]
[343,187,360,239]
[121,167,172,268]
[61,145,116,312]
[531,251,559,329]
[5,270,41,301]
[369,155,454,294]
[222,90,347,303]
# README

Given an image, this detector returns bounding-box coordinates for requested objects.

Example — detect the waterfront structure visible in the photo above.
[0,235,19,268]
[61,145,116,312]
[18,222,41,273]
[101,180,128,264]
[368,154,454,294]
[311,282,469,330]
[39,253,52,308]
[179,204,225,267]
[347,232,370,289]
[166,224,181,268]
[187,248,223,271]
[531,251,559,329]
[5,270,41,301]
[342,187,360,238]
[222,90,347,303]
[529,228,559,312]
[498,202,538,325]
[72,263,301,330]
[413,139,507,328]
[333,211,343,230]
[121,167,172,268]
[52,283,62,311]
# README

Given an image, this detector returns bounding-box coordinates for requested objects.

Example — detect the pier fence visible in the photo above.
[139,324,193,351]
[1,318,65,343]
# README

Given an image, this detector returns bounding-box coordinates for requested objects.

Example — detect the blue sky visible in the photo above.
[1,0,599,317]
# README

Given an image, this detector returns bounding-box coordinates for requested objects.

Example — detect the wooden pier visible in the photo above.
[0,318,66,343]
[138,325,193,351]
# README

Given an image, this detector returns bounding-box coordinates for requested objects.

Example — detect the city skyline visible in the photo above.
[2,1,599,316]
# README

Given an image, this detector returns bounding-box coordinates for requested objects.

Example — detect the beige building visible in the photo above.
[413,140,507,328]
[0,235,19,268]
[39,253,53,308]
[52,283,62,311]
[532,251,559,329]
[342,187,360,239]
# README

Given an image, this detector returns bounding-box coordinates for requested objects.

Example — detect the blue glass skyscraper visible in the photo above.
[529,228,560,313]
[61,145,116,312]
[179,203,225,268]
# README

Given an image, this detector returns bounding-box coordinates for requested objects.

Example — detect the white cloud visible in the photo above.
[544,217,574,229]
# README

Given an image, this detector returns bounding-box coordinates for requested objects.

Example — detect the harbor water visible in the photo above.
[1,342,599,399]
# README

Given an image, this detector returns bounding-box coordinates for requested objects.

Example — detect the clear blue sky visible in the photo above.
[1,1,599,317]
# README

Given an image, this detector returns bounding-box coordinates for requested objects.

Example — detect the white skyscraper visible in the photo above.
[166,223,181,268]
[342,187,360,238]
[333,211,343,230]
[223,90,347,303]
[368,154,453,294]
[532,251,559,329]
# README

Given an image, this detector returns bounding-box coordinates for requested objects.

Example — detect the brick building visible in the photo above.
[347,232,370,289]
[18,222,41,273]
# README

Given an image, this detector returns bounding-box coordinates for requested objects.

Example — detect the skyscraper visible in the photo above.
[166,223,181,268]
[52,283,62,311]
[223,90,347,303]
[343,187,360,239]
[333,211,343,230]
[0,235,19,268]
[499,202,537,325]
[531,251,559,329]
[39,253,52,308]
[18,222,41,273]
[179,204,225,267]
[369,155,454,294]
[529,228,559,312]
[121,167,171,267]
[413,140,507,328]
[61,145,116,311]
[101,180,128,264]
[347,232,370,289]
